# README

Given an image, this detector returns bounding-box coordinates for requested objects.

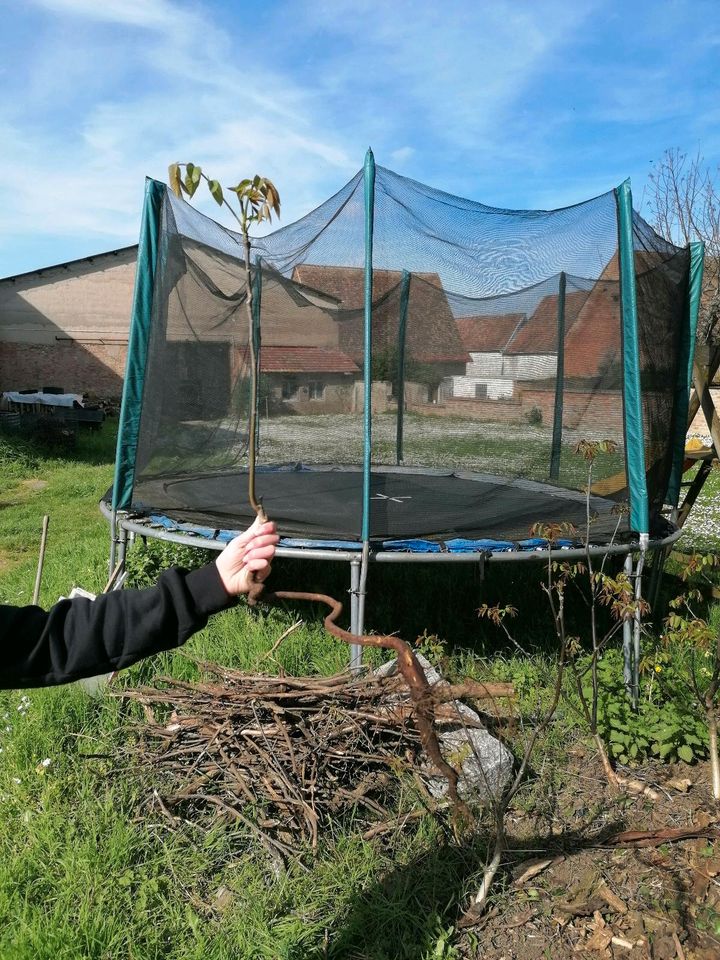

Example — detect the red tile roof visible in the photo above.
[562,250,683,378]
[292,265,470,365]
[456,314,525,352]
[260,345,359,374]
[563,283,621,377]
[505,290,590,355]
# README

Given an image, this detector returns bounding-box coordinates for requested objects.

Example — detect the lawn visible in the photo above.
[143,411,627,491]
[1,419,719,959]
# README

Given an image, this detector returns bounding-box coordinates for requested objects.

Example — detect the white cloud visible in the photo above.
[390,146,415,165]
[1,0,363,256]
[296,0,598,154]
[30,0,190,31]
[3,0,715,275]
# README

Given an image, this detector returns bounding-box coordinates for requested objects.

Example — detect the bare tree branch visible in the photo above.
[645,148,720,343]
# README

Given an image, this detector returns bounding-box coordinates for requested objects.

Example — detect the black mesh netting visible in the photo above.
[127,164,691,542]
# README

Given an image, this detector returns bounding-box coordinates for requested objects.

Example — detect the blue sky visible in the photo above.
[1,0,719,278]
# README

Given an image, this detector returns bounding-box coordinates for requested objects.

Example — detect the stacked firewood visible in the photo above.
[115,660,512,861]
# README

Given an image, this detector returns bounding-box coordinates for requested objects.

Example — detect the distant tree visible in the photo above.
[644,148,720,343]
[370,345,443,397]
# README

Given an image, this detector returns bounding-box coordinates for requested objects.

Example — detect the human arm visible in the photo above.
[0,520,278,689]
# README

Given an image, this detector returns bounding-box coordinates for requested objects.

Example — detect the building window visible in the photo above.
[308,381,325,400]
[281,379,298,400]
[475,383,488,399]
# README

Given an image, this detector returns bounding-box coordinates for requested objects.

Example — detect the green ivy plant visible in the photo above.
[662,551,720,797]
[582,648,708,766]
[125,540,213,589]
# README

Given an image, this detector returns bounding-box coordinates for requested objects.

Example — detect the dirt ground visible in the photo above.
[459,750,720,960]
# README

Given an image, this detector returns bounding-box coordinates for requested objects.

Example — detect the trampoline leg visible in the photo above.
[109,509,118,576]
[622,552,633,701]
[117,522,129,571]
[349,558,363,670]
[632,549,646,710]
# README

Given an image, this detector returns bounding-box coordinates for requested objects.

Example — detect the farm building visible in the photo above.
[0,250,469,413]
[0,247,136,398]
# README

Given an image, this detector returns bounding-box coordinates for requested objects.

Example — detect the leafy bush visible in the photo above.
[125,539,214,588]
[525,406,543,426]
[371,346,442,394]
[581,648,708,765]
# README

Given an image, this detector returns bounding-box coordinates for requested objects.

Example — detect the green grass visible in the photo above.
[0,420,718,958]
[0,421,506,958]
[142,410,626,490]
[680,464,720,552]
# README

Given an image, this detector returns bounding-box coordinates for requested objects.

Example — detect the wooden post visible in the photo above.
[692,343,720,454]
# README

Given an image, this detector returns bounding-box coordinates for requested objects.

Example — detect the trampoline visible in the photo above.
[127,465,633,544]
[104,150,704,686]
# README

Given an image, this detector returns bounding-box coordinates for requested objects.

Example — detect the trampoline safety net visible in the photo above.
[113,156,696,546]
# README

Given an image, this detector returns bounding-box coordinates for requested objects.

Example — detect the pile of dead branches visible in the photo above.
[114,660,512,863]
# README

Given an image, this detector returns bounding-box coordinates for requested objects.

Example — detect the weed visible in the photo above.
[581,648,708,764]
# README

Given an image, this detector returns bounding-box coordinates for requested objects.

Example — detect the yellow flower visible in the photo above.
[655,665,662,673]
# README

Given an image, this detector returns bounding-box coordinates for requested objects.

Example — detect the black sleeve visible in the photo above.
[0,563,236,689]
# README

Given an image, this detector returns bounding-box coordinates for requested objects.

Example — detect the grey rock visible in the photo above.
[375,652,514,803]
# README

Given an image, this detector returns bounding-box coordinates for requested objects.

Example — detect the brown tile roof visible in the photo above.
[291,265,470,365]
[563,282,621,377]
[260,346,359,374]
[561,250,671,378]
[505,290,590,355]
[456,314,525,352]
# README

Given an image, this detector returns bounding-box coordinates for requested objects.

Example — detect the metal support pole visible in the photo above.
[109,508,118,575]
[352,540,371,671]
[349,558,363,670]
[632,548,646,709]
[622,552,633,700]
[549,271,566,480]
[357,147,375,671]
[117,522,129,571]
[396,270,410,465]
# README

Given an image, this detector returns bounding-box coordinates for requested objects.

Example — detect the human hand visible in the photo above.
[215,517,279,595]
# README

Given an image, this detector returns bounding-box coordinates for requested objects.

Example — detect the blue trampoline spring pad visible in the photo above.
[118,464,640,546]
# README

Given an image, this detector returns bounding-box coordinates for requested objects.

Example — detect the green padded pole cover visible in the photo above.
[549,271,567,480]
[362,149,376,542]
[252,260,263,452]
[667,241,704,507]
[615,180,649,537]
[112,178,164,511]
[396,270,411,465]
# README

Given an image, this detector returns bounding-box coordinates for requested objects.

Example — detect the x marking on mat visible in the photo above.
[371,493,412,505]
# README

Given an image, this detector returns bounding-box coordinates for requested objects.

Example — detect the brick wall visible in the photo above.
[0,249,135,399]
[408,386,626,438]
[0,340,126,398]
[521,387,624,435]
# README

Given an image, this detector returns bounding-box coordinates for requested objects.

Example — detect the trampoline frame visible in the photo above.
[101,498,683,703]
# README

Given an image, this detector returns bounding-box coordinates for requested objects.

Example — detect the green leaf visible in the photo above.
[168,163,183,198]
[184,172,199,198]
[208,179,224,205]
[677,744,694,763]
[658,742,675,758]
